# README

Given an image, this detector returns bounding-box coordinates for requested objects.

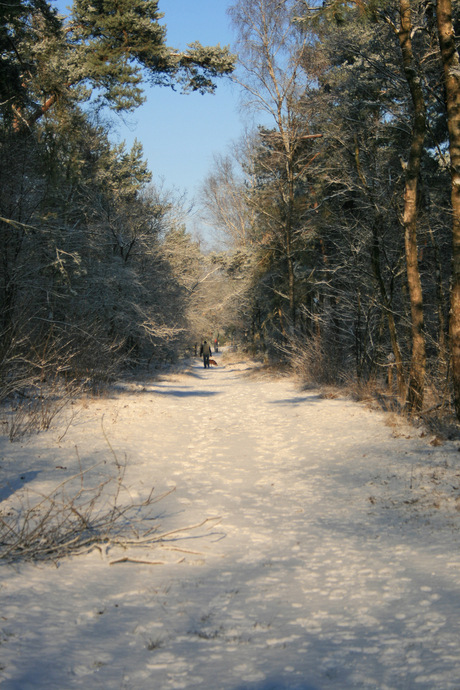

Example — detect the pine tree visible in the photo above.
[0,0,236,128]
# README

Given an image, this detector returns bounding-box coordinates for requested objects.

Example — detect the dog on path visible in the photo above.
[209,359,218,366]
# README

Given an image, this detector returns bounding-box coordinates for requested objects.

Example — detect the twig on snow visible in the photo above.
[109,556,185,566]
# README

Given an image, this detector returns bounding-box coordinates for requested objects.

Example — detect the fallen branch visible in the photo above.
[0,447,170,563]
[0,433,219,564]
[109,556,185,566]
[127,516,222,545]
[159,545,204,555]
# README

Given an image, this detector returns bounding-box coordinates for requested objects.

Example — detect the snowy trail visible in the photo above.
[2,352,460,689]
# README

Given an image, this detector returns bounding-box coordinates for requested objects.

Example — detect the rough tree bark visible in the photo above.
[436,0,460,419]
[397,0,427,411]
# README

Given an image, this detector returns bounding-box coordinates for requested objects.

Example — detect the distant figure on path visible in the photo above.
[214,338,218,353]
[202,340,212,368]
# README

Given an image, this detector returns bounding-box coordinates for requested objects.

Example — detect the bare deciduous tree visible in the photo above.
[228,0,322,329]
[199,147,256,249]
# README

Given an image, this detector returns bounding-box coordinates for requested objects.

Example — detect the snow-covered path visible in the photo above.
[2,352,460,689]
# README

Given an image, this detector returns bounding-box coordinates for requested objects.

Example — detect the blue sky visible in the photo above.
[53,0,243,205]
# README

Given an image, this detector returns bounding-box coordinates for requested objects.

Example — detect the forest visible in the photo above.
[2,0,460,432]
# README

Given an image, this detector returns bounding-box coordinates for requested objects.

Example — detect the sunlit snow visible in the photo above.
[1,350,460,689]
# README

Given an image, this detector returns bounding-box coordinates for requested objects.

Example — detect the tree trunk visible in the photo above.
[436,0,460,419]
[397,0,427,411]
[428,226,448,371]
[371,226,406,397]
[285,190,296,330]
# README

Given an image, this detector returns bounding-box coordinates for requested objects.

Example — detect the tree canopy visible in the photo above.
[1,0,236,127]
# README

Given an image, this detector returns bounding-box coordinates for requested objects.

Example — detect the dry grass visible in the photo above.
[2,377,85,442]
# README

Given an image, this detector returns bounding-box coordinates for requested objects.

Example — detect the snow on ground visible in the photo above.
[2,350,460,689]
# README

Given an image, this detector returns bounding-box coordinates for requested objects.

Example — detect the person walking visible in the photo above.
[202,340,212,368]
